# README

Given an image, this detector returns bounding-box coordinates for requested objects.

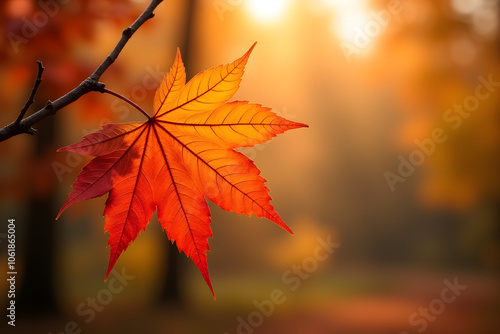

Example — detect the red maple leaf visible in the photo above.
[57,43,307,297]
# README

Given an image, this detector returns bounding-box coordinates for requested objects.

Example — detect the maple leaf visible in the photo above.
[57,43,307,297]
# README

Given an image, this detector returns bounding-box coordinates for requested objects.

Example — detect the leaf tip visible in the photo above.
[105,253,118,283]
[241,42,257,62]
[209,284,216,300]
[104,268,111,282]
[56,204,69,220]
[273,215,293,234]
[204,273,216,299]
[294,122,309,129]
[248,42,257,54]
[280,220,293,234]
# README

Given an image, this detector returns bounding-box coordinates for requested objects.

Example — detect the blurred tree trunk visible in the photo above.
[495,6,500,273]
[157,0,196,305]
[17,104,59,316]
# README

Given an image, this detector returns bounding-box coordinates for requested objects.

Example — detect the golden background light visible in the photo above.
[328,0,372,44]
[246,0,288,22]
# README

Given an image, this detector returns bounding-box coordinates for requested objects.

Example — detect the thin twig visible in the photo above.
[103,88,151,120]
[0,0,163,142]
[14,61,44,127]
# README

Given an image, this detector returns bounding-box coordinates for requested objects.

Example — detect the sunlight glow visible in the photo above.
[451,0,482,15]
[451,0,499,36]
[247,0,288,23]
[326,0,373,45]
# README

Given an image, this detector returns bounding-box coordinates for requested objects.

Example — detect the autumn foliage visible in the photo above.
[56,43,307,297]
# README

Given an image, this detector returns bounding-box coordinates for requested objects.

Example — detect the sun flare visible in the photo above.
[323,0,374,45]
[247,0,288,23]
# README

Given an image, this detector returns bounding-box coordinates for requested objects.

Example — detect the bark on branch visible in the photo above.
[0,0,164,142]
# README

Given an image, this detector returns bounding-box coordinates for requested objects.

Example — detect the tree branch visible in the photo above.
[13,61,45,132]
[0,0,164,142]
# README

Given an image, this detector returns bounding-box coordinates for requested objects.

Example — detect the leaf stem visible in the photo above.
[103,88,151,120]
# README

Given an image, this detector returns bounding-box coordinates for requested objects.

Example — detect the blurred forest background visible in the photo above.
[1,0,499,333]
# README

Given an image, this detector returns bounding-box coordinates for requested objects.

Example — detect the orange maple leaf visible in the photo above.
[57,43,307,297]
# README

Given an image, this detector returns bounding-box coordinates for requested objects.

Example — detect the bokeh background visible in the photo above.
[1,0,499,333]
